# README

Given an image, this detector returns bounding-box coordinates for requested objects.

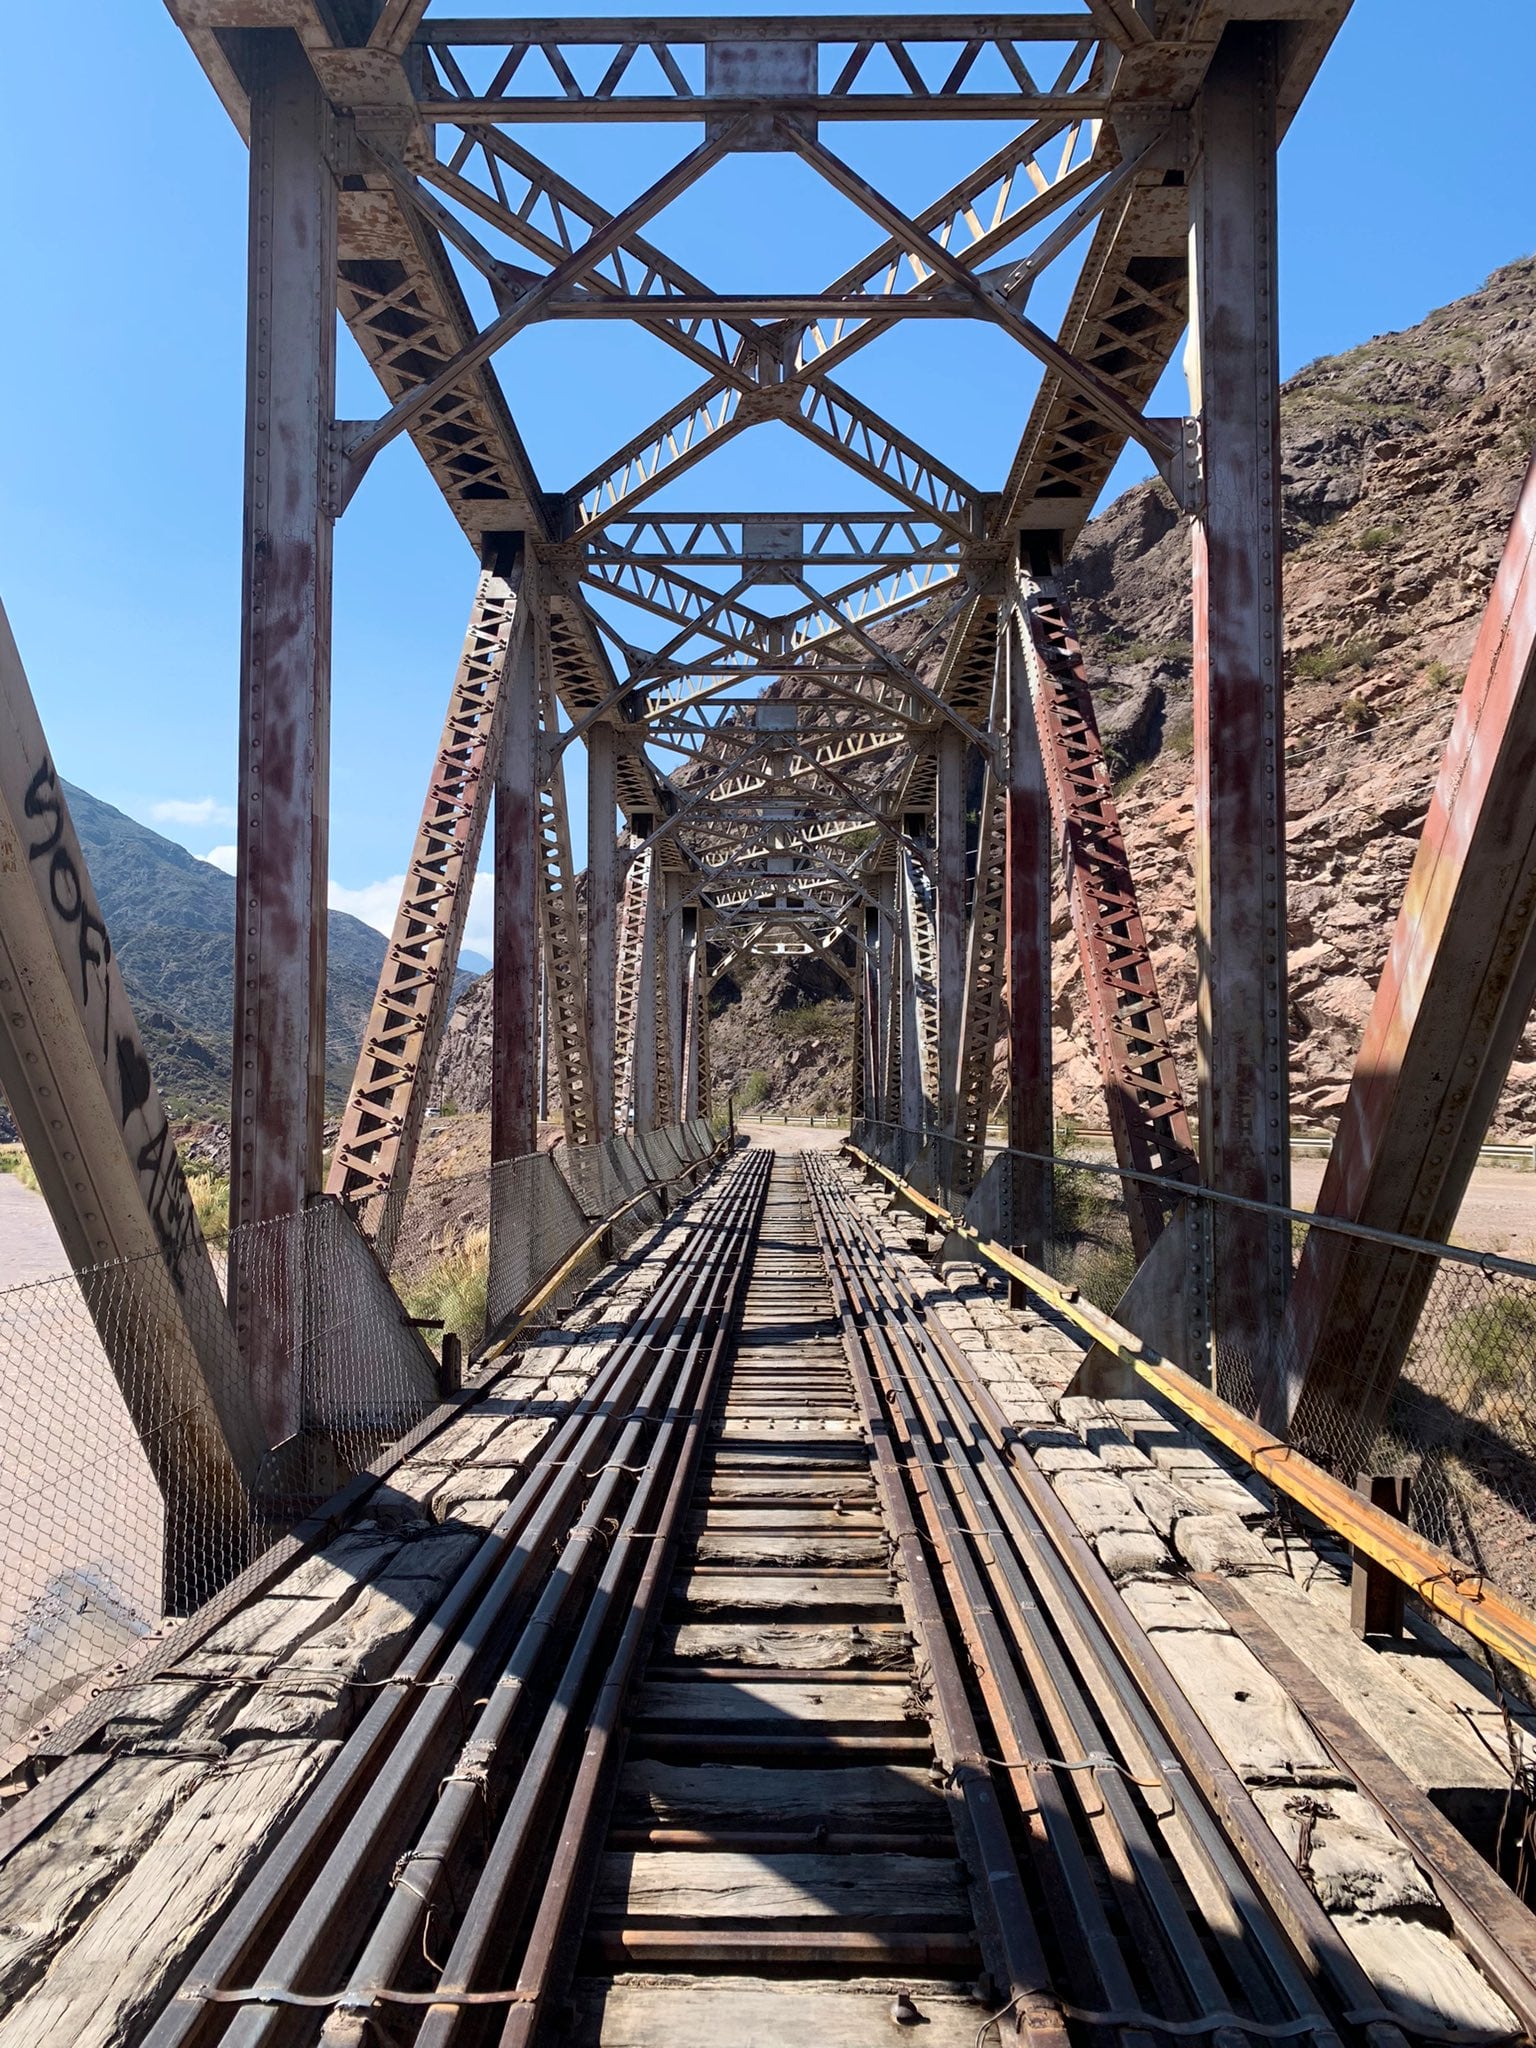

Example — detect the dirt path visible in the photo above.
[0,1171,70,1287]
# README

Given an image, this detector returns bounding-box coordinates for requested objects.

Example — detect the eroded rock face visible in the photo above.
[433,258,1536,1136]
[1058,255,1536,1138]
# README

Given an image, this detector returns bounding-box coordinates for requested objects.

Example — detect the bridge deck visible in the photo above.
[0,1146,1531,2047]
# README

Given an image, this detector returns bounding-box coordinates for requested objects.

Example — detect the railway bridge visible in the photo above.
[7,2,1536,2042]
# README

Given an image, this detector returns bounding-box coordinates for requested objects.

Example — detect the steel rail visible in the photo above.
[811,1168,1068,2042]
[208,1151,768,2047]
[844,1139,1536,1686]
[146,1149,764,2048]
[296,1148,769,2045]
[422,1151,769,2047]
[807,1161,1344,2048]
[828,1251,1275,2044]
[807,1159,1419,2048]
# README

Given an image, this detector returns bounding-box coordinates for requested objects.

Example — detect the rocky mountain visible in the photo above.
[432,258,1536,1140]
[10,785,418,1121]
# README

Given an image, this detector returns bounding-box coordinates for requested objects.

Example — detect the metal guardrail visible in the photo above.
[844,1136,1536,1689]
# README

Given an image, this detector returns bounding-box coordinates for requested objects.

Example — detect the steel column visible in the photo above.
[632,863,660,1132]
[663,871,686,1116]
[230,29,337,1438]
[492,551,540,1168]
[897,868,924,1134]
[1018,567,1196,1259]
[1189,23,1290,1392]
[328,558,525,1254]
[1278,455,1536,1439]
[586,721,618,1138]
[1005,603,1052,1264]
[936,721,968,1133]
[681,903,703,1120]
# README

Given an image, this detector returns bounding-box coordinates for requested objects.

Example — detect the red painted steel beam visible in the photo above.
[1004,605,1052,1264]
[492,560,541,1167]
[230,30,338,1440]
[1276,452,1536,1439]
[1189,24,1291,1394]
[1018,568,1196,1260]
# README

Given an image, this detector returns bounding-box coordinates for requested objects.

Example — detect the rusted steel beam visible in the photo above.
[1189,24,1291,1394]
[586,722,618,1138]
[1003,604,1052,1264]
[1277,453,1536,1440]
[229,29,338,1441]
[492,556,540,1171]
[935,723,967,1133]
[328,554,527,1251]
[663,872,686,1120]
[0,601,264,1591]
[1017,567,1195,1259]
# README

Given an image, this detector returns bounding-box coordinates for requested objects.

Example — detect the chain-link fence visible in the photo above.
[0,1116,721,1759]
[387,1117,720,1356]
[0,1198,438,1756]
[850,1118,1536,1612]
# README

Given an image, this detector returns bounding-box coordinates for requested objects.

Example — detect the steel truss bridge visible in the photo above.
[11,3,1536,2037]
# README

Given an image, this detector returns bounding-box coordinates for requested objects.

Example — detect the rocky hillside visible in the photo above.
[0,785,444,1127]
[433,258,1536,1136]
[1059,255,1536,1136]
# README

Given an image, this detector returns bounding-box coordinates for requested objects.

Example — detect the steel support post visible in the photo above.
[230,30,337,1441]
[936,722,968,1134]
[492,551,540,1169]
[1004,602,1052,1272]
[1189,23,1290,1396]
[897,876,924,1135]
[681,904,702,1119]
[663,871,686,1117]
[586,721,618,1138]
[632,867,659,1132]
[863,901,883,1118]
[1278,455,1536,1440]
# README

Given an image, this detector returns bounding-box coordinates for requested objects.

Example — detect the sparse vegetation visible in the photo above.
[1104,637,1193,668]
[0,1145,39,1195]
[1453,1294,1536,1406]
[771,999,853,1042]
[1293,635,1379,683]
[733,1070,772,1112]
[1357,524,1400,552]
[1421,658,1456,689]
[399,1228,490,1354]
[1340,695,1379,732]
[186,1170,230,1246]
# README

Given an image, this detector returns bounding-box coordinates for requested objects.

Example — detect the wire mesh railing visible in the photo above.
[850,1118,1536,1614]
[0,1115,721,1760]
[388,1116,720,1355]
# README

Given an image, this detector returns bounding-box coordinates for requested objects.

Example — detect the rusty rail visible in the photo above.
[844,1140,1536,1688]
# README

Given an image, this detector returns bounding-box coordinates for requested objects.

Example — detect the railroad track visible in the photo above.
[137,1147,1532,2048]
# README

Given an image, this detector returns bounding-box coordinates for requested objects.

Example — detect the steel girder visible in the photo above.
[1277,456,1536,1442]
[328,560,528,1252]
[158,2,1352,1375]
[1017,567,1195,1258]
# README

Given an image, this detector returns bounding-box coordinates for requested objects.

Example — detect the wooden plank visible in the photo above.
[692,1534,887,1569]
[671,1575,899,1619]
[1200,1575,1536,2030]
[661,1624,912,1670]
[704,1476,876,1502]
[0,1740,335,2048]
[575,1974,989,2048]
[616,1762,947,1830]
[594,1851,969,1925]
[0,1758,201,2004]
[635,1681,920,1727]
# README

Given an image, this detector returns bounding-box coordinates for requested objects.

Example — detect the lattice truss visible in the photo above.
[168,0,1345,1178]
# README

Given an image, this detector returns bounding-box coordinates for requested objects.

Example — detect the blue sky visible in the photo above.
[2,2,1531,958]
